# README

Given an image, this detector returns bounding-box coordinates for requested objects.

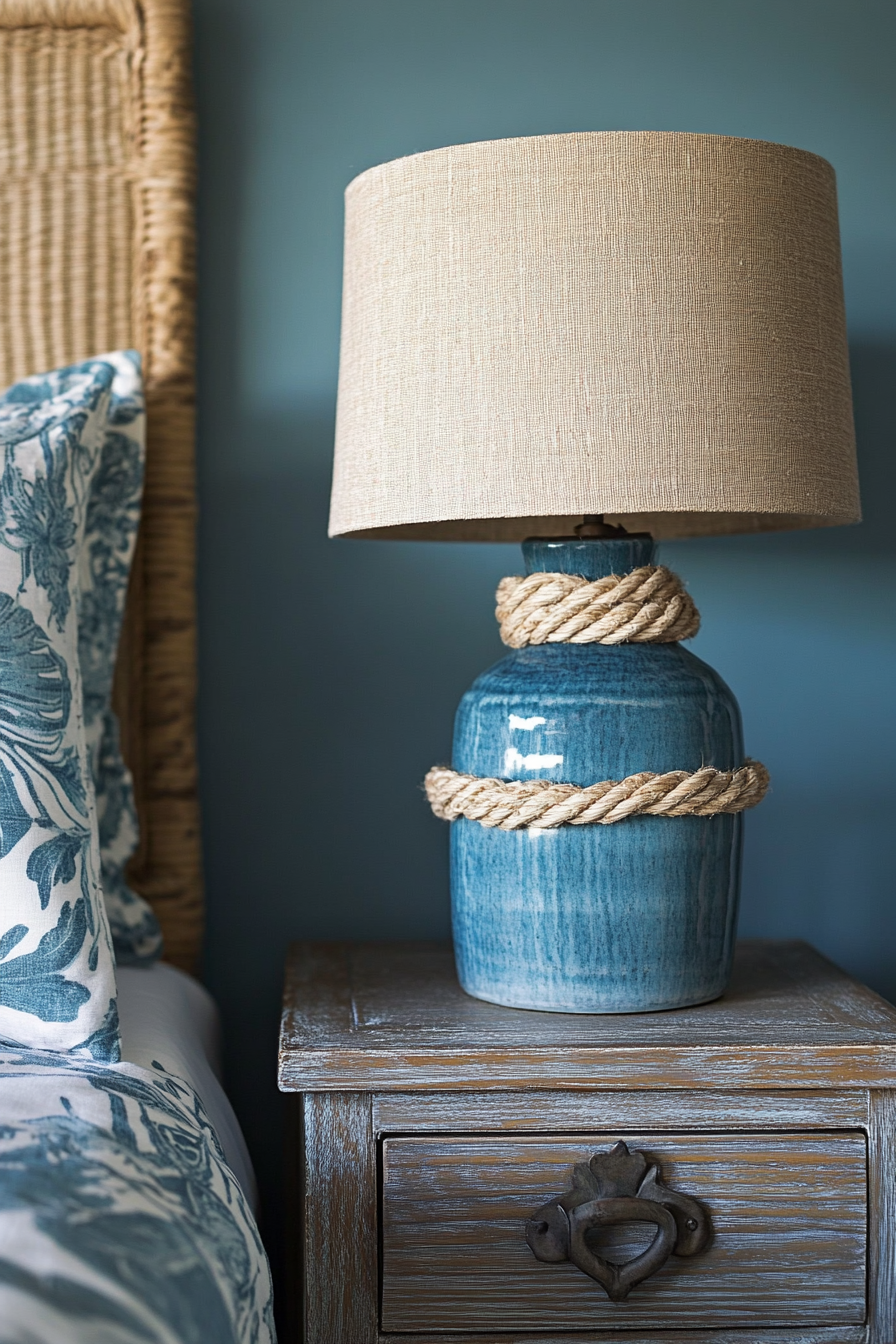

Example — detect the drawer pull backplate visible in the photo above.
[526,1141,711,1301]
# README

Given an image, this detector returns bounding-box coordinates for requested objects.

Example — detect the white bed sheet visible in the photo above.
[116,963,258,1208]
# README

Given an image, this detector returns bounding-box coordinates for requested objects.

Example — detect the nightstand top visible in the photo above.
[278,939,896,1093]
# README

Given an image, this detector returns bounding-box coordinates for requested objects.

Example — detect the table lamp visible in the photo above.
[329,132,859,1014]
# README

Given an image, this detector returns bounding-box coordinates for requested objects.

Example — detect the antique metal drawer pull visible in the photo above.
[526,1141,711,1301]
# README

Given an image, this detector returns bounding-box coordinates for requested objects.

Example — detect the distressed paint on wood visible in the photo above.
[377,1329,867,1344]
[283,1045,896,1093]
[279,941,896,1093]
[284,1095,303,1342]
[379,1132,867,1332]
[866,1089,896,1344]
[372,1089,869,1134]
[281,942,896,1343]
[301,1092,378,1344]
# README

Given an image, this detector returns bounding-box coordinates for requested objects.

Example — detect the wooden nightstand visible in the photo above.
[279,940,896,1344]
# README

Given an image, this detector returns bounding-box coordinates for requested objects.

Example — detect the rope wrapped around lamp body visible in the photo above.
[426,759,769,830]
[437,534,763,1015]
[427,553,767,833]
[496,565,700,647]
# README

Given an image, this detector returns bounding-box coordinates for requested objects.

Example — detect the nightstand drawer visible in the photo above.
[380,1131,868,1333]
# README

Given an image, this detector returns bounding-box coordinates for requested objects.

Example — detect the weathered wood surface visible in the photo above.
[372,1088,869,1133]
[866,1088,896,1344]
[380,1132,868,1332]
[283,1096,303,1344]
[301,1093,378,1344]
[377,1329,867,1344]
[279,940,896,1092]
[282,944,896,1342]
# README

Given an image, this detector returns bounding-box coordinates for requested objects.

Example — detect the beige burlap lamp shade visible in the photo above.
[329,131,860,541]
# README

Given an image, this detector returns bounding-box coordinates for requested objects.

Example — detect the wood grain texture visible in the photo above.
[377,1329,867,1344]
[282,943,896,1343]
[866,1089,896,1344]
[380,1132,867,1332]
[302,1093,378,1344]
[279,941,896,1092]
[0,0,202,971]
[372,1089,870,1134]
[284,1095,303,1344]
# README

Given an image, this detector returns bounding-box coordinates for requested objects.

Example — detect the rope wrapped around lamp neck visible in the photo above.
[496,565,699,647]
[425,565,769,829]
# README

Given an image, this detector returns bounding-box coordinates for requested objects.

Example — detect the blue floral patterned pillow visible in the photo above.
[75,353,162,965]
[1,353,162,972]
[0,359,121,1058]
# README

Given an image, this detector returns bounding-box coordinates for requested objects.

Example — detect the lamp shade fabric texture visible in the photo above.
[330,131,859,541]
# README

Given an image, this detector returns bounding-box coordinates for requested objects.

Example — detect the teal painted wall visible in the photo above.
[192,0,896,1268]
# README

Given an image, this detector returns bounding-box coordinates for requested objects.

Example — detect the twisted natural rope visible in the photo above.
[425,761,769,830]
[496,566,699,647]
[427,564,765,831]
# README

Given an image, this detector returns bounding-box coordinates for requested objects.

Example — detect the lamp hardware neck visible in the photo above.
[575,515,630,539]
[522,535,656,580]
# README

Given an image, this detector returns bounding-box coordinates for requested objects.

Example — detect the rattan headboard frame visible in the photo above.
[0,0,202,969]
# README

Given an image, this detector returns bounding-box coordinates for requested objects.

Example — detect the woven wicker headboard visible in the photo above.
[0,0,202,971]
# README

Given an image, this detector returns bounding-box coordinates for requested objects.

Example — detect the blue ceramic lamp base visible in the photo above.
[450,536,744,1014]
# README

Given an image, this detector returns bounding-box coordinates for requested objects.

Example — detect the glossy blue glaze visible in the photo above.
[450,537,744,1013]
